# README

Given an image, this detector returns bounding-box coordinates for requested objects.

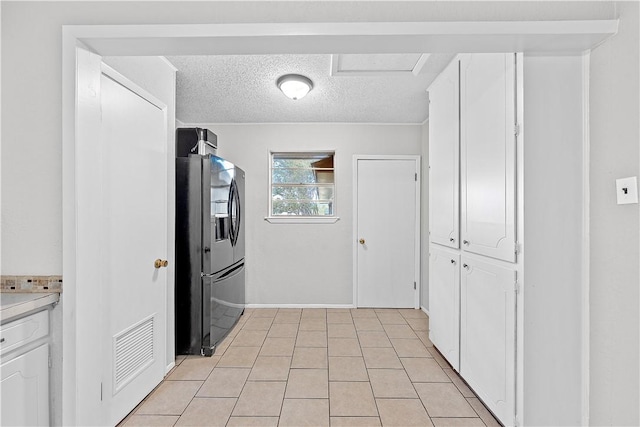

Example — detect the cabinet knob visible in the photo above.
[450,259,456,265]
[462,263,469,270]
[359,238,365,245]
[449,237,455,242]
[463,240,470,246]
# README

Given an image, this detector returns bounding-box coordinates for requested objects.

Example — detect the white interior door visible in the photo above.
[460,255,516,425]
[428,247,460,371]
[100,65,168,426]
[355,157,420,308]
[428,57,460,249]
[75,47,168,426]
[460,53,516,262]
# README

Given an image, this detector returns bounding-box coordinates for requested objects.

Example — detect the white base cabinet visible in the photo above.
[428,247,460,371]
[460,256,516,425]
[1,344,50,426]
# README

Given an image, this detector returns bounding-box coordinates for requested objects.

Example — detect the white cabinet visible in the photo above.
[460,256,516,425]
[1,344,50,426]
[428,247,460,371]
[460,54,517,263]
[1,310,51,426]
[429,58,460,249]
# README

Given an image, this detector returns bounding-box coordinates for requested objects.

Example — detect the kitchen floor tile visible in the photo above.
[406,317,430,331]
[285,368,329,398]
[197,367,250,397]
[327,311,353,324]
[216,346,260,368]
[414,383,477,418]
[166,355,219,381]
[135,381,202,415]
[368,369,417,398]
[248,356,291,381]
[414,330,434,347]
[273,311,301,324]
[296,330,328,347]
[279,399,330,426]
[230,330,268,347]
[389,338,431,357]
[122,415,179,426]
[357,331,392,348]
[353,317,384,331]
[398,308,428,319]
[329,382,378,417]
[232,381,286,416]
[301,308,327,319]
[259,337,296,356]
[401,358,450,383]
[376,399,433,427]
[428,347,452,369]
[328,323,357,338]
[432,417,486,426]
[291,347,328,368]
[328,338,362,356]
[251,308,278,318]
[330,416,382,426]
[377,312,408,325]
[349,308,378,318]
[361,347,403,369]
[267,323,298,338]
[226,417,279,427]
[383,324,418,338]
[299,319,328,331]
[329,356,368,381]
[242,316,274,331]
[466,398,501,427]
[443,369,475,397]
[175,397,236,426]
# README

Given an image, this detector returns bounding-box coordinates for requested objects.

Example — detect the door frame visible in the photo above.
[61,20,611,426]
[352,155,421,309]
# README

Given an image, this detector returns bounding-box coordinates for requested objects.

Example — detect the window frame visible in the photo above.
[266,150,339,224]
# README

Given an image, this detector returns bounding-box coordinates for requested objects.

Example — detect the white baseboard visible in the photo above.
[245,303,356,309]
[420,306,430,317]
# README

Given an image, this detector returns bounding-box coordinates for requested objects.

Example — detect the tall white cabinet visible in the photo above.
[429,53,518,425]
[428,52,588,426]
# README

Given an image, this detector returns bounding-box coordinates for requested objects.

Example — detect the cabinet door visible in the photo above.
[460,257,515,425]
[1,344,50,426]
[460,53,516,262]
[428,246,460,371]
[428,58,460,249]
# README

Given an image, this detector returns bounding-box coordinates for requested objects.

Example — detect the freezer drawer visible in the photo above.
[202,262,245,354]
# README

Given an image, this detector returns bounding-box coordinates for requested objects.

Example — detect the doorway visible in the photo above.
[353,155,421,308]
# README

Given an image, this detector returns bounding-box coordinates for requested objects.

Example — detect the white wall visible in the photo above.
[420,120,430,312]
[522,53,587,426]
[589,2,639,425]
[204,123,421,305]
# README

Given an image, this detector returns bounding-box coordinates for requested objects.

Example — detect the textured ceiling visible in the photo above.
[166,53,456,124]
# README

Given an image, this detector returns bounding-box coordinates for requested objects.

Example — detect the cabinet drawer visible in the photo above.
[0,310,49,356]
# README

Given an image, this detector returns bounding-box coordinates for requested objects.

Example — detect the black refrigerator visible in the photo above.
[175,128,245,356]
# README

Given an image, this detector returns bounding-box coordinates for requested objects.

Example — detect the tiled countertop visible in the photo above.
[0,292,60,323]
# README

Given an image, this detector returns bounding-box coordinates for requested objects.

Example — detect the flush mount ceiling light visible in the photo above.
[276,74,313,100]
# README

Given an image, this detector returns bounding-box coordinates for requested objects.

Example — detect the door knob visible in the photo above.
[154,259,169,268]
[359,238,365,245]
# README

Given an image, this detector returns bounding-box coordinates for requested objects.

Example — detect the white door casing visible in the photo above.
[460,255,516,424]
[354,156,420,308]
[428,247,460,371]
[75,47,168,426]
[460,53,517,263]
[429,57,460,249]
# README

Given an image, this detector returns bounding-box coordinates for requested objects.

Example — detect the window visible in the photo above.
[269,152,336,220]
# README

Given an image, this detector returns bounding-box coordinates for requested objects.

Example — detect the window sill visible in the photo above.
[264,216,340,224]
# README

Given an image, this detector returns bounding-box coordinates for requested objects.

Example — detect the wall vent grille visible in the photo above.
[113,315,154,393]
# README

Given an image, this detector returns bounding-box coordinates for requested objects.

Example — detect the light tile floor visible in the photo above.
[120,308,500,427]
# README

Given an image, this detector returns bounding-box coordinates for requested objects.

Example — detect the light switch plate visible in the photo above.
[616,176,638,205]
